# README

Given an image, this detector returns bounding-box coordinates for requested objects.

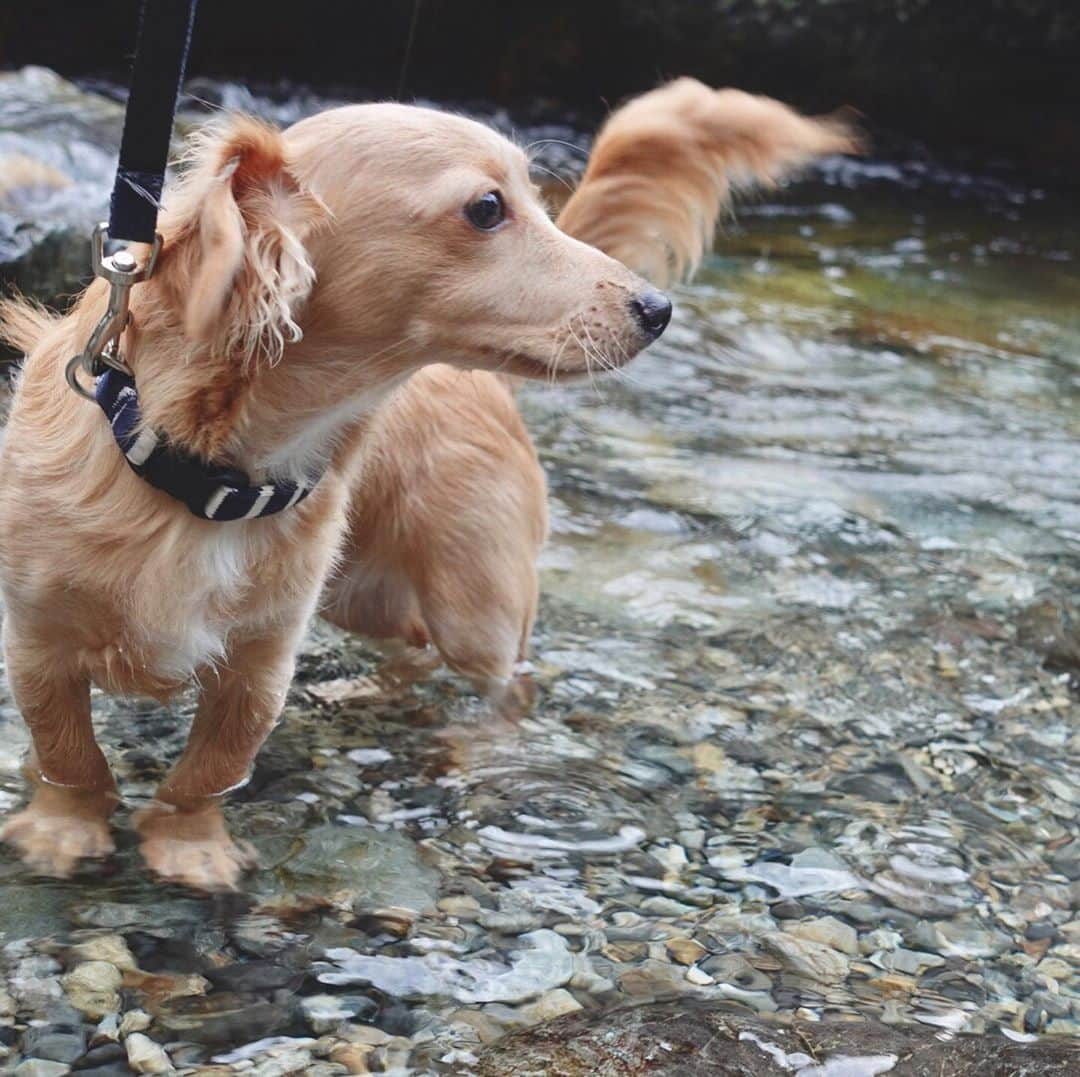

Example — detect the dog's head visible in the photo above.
[161,106,670,387]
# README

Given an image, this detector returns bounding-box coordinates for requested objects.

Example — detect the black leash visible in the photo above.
[66,0,199,399]
[109,0,200,244]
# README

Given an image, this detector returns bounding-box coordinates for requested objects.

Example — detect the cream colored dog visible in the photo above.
[0,78,855,889]
[323,79,858,690]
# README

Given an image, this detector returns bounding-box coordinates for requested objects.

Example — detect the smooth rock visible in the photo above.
[90,1013,120,1045]
[61,962,122,1019]
[281,824,438,915]
[68,937,137,973]
[516,989,583,1025]
[21,1025,86,1065]
[783,917,859,957]
[125,1033,172,1074]
[300,994,374,1034]
[13,1061,72,1077]
[119,1010,152,1036]
[666,938,708,966]
[761,932,850,984]
[329,1044,373,1074]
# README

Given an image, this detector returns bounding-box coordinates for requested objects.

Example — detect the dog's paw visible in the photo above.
[136,802,257,892]
[2,806,115,877]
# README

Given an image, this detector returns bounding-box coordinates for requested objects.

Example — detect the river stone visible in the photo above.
[151,991,290,1046]
[516,989,583,1025]
[61,962,122,1019]
[0,67,122,306]
[666,938,708,966]
[13,1061,72,1077]
[67,936,137,972]
[279,823,438,915]
[21,1024,86,1065]
[119,1010,152,1036]
[761,932,850,984]
[124,1033,171,1074]
[783,917,858,957]
[475,1003,1080,1075]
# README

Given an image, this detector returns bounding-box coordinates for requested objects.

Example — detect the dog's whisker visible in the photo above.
[529,162,574,193]
[526,138,590,160]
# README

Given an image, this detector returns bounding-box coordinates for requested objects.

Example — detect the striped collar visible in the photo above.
[95,368,319,522]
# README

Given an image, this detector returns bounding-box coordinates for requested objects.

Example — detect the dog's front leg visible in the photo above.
[136,627,299,891]
[1,623,119,876]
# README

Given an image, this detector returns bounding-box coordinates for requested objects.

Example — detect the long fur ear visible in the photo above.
[166,115,329,364]
[556,78,863,286]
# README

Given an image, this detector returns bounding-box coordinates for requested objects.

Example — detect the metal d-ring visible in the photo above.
[64,223,163,401]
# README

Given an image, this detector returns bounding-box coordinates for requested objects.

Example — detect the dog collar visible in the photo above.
[94,368,318,521]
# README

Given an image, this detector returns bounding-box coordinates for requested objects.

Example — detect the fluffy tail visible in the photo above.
[0,295,57,356]
[556,78,862,285]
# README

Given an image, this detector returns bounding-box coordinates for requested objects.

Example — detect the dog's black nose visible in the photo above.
[630,288,673,340]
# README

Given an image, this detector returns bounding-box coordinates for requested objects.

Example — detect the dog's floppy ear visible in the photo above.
[167,115,328,364]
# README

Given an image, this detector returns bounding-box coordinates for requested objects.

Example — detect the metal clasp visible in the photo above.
[64,223,163,400]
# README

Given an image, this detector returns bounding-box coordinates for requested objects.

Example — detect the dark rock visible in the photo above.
[770,899,804,921]
[72,1042,128,1069]
[151,990,295,1047]
[1024,922,1058,942]
[204,961,304,993]
[22,1025,87,1064]
[475,1002,1080,1076]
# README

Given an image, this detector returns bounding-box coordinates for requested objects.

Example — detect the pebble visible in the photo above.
[639,896,698,917]
[665,937,707,965]
[330,1043,373,1074]
[618,959,688,998]
[477,911,542,935]
[761,932,850,984]
[61,962,122,1019]
[783,916,859,956]
[21,1025,86,1065]
[125,1033,172,1074]
[685,965,715,986]
[119,1010,152,1036]
[91,1013,120,1045]
[860,929,903,954]
[342,1026,392,1047]
[14,1061,72,1077]
[869,947,945,975]
[300,994,373,1034]
[447,1008,505,1046]
[515,989,583,1024]
[437,896,483,920]
[68,936,137,972]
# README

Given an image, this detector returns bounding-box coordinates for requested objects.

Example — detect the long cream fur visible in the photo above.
[558,77,861,284]
[325,78,861,683]
[0,78,856,892]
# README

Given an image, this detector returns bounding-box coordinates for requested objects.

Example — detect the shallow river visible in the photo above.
[0,70,1077,1074]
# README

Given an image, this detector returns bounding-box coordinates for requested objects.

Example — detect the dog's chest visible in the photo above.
[105,529,262,691]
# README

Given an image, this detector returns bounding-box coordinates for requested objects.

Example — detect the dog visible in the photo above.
[0,79,855,890]
[322,78,859,690]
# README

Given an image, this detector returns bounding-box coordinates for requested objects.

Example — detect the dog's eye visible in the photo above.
[465,191,506,231]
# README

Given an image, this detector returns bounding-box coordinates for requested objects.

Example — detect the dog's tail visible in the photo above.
[0,295,58,356]
[556,78,862,285]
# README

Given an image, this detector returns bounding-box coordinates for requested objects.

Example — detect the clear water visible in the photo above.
[0,68,1077,1072]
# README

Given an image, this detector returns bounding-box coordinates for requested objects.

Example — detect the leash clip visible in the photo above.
[65,222,163,400]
